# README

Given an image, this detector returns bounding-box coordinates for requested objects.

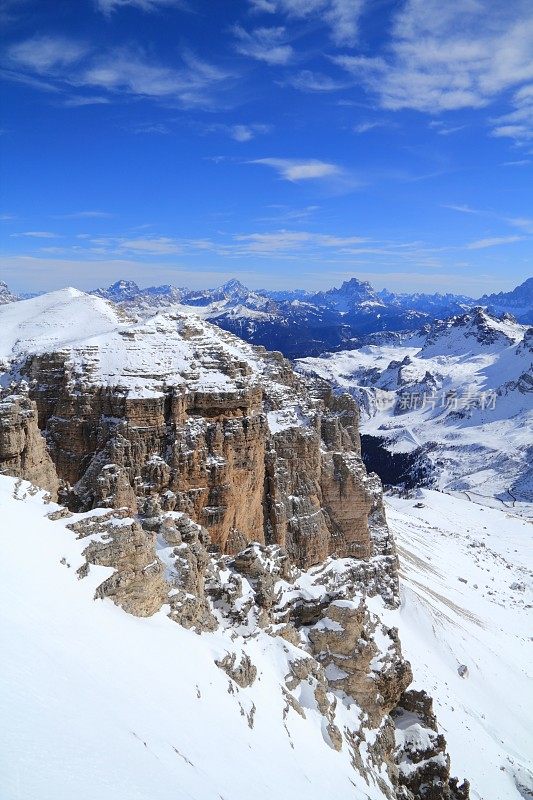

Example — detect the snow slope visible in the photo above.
[377,489,533,800]
[2,480,530,800]
[0,476,393,800]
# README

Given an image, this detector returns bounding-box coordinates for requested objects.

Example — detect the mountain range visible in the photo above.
[92,275,533,357]
[299,307,533,514]
[0,287,531,800]
[4,276,531,357]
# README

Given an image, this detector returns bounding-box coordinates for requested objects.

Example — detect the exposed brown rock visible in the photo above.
[0,391,59,499]
[308,599,412,726]
[215,651,257,688]
[69,513,167,617]
[6,345,395,584]
[392,690,470,800]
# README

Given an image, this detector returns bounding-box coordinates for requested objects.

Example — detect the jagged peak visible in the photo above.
[220,278,248,293]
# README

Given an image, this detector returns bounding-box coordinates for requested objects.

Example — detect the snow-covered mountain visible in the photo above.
[93,278,185,305]
[2,276,531,357]
[378,289,474,319]
[88,277,451,357]
[479,276,533,324]
[298,308,533,514]
[0,281,18,305]
[1,288,531,800]
[0,288,474,800]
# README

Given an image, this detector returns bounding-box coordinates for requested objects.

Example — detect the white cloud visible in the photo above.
[58,211,113,219]
[249,0,366,46]
[285,70,349,92]
[120,237,183,254]
[334,1,533,113]
[250,157,341,181]
[4,37,234,109]
[228,123,271,142]
[233,25,293,65]
[491,84,533,143]
[353,120,386,134]
[7,35,88,72]
[501,159,531,166]
[466,235,525,250]
[15,231,58,238]
[442,204,480,215]
[96,0,184,14]
[62,95,111,107]
[232,230,368,254]
[507,217,533,234]
[429,120,467,136]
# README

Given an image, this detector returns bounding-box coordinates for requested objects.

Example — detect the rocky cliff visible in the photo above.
[0,289,468,799]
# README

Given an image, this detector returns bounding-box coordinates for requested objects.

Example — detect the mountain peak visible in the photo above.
[0,281,19,305]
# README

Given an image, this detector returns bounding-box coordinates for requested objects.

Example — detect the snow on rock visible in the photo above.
[0,474,446,800]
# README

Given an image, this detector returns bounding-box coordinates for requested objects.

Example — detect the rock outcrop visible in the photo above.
[0,390,59,499]
[1,294,392,580]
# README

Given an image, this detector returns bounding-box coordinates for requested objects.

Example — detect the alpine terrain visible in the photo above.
[0,287,531,800]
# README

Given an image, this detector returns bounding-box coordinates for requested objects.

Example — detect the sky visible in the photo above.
[0,0,532,296]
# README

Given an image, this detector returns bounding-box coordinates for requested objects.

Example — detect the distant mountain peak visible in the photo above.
[220,278,247,293]
[0,281,19,305]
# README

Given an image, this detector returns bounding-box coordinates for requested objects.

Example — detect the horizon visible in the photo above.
[1,1,533,295]
[4,272,532,300]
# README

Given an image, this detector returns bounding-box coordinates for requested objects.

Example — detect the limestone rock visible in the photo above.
[393,690,470,800]
[0,392,59,499]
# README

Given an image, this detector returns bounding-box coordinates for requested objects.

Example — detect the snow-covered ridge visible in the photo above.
[298,308,533,512]
[0,288,304,405]
[3,276,531,357]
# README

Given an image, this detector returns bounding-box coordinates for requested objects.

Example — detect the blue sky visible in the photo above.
[1,0,532,295]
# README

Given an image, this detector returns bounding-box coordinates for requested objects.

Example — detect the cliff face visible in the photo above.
[0,299,388,578]
[0,290,468,799]
[0,392,59,498]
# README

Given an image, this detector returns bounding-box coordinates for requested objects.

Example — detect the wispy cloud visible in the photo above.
[501,159,531,166]
[248,0,366,46]
[230,123,270,141]
[0,0,29,26]
[250,157,341,181]
[233,25,293,65]
[334,1,533,114]
[57,210,113,219]
[7,34,89,73]
[96,0,185,15]
[81,49,233,107]
[466,235,525,250]
[491,84,533,143]
[14,230,59,238]
[62,95,111,107]
[4,36,235,109]
[429,120,467,136]
[507,217,533,234]
[232,230,369,254]
[130,121,171,135]
[442,204,480,215]
[205,122,271,142]
[120,237,184,254]
[353,120,387,134]
[285,70,350,92]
